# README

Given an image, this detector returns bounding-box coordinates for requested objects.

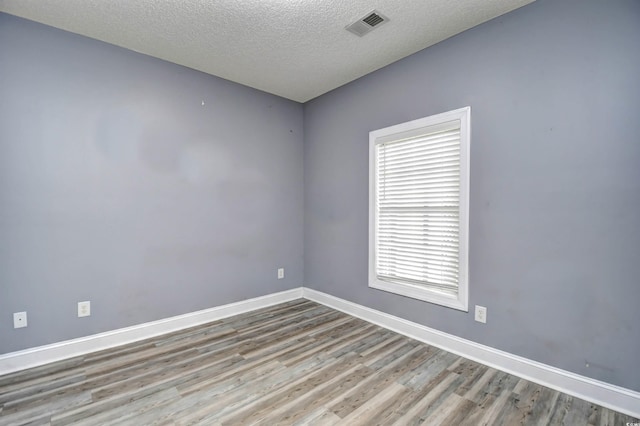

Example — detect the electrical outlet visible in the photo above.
[474,305,487,324]
[13,312,27,328]
[78,301,91,317]
[277,268,285,279]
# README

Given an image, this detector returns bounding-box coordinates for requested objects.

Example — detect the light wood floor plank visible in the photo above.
[327,345,434,419]
[1,300,636,426]
[339,382,410,426]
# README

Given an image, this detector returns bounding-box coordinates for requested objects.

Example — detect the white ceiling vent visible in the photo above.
[346,10,389,37]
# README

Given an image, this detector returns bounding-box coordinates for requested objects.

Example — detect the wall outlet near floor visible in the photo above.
[475,305,487,323]
[13,311,27,328]
[277,268,285,279]
[78,301,91,317]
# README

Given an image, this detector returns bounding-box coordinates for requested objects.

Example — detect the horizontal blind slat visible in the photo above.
[377,261,459,277]
[378,269,459,282]
[380,167,459,179]
[378,155,459,172]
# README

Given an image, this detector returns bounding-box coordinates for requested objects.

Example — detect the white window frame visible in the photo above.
[368,107,470,311]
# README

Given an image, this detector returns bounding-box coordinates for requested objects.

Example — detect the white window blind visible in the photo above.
[369,107,469,311]
[375,121,461,296]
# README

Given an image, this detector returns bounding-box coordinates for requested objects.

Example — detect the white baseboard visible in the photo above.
[2,286,638,418]
[302,288,640,419]
[0,288,303,376]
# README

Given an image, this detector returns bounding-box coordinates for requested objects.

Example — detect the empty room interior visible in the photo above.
[1,0,639,424]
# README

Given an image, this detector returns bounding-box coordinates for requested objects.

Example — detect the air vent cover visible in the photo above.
[346,10,389,37]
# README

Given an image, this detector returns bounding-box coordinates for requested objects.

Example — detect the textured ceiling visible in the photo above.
[0,0,535,102]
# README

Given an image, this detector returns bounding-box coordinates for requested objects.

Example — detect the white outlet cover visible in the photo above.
[78,301,91,317]
[474,305,487,323]
[13,311,27,328]
[277,268,285,279]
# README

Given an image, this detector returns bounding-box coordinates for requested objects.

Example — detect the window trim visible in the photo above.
[368,107,470,312]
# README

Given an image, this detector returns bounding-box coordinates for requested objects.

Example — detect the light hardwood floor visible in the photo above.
[0,300,637,425]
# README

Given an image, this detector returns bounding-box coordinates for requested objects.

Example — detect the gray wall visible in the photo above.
[304,0,640,391]
[0,14,304,353]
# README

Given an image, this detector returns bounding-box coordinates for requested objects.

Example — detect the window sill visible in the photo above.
[369,279,468,312]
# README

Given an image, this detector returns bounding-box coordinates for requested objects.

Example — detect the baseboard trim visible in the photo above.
[0,288,303,376]
[302,288,640,419]
[2,287,638,418]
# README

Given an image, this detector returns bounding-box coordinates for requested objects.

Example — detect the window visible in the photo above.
[369,107,470,311]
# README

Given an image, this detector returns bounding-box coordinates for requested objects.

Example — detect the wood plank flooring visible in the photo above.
[0,300,637,425]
